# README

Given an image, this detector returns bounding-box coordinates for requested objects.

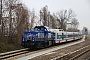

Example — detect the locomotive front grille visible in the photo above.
[36,36,39,41]
[36,35,43,41]
[35,35,46,41]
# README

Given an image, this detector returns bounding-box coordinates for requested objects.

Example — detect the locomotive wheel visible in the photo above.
[52,41,55,46]
[45,42,49,48]
[48,41,53,47]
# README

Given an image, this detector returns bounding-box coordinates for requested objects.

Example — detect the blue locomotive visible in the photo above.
[21,26,55,49]
[21,26,82,49]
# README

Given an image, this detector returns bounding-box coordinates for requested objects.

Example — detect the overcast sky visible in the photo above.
[21,0,90,30]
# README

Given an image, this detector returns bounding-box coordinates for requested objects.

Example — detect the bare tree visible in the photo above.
[67,18,79,32]
[16,4,29,31]
[49,15,57,28]
[4,0,19,34]
[71,18,79,31]
[14,4,30,43]
[40,5,50,26]
[55,9,76,30]
[0,0,20,41]
[1,0,30,43]
[29,10,36,30]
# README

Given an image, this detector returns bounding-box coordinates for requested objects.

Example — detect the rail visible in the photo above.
[51,45,90,60]
[0,48,29,60]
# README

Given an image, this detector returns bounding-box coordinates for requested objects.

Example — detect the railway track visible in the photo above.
[0,35,86,60]
[51,44,90,60]
[0,46,59,60]
[0,48,30,60]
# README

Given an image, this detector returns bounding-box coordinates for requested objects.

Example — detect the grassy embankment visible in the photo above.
[0,35,24,53]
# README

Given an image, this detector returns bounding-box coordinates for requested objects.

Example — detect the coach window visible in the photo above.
[59,30,61,31]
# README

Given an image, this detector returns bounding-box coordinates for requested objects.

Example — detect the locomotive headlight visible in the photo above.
[23,38,25,41]
[33,39,34,41]
[32,37,35,41]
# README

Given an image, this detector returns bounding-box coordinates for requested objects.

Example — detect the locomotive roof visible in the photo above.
[34,26,49,28]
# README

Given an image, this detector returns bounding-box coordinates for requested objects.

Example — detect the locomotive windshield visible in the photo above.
[34,26,44,31]
[34,27,42,30]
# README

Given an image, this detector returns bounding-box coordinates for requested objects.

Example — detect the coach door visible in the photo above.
[62,33,64,40]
